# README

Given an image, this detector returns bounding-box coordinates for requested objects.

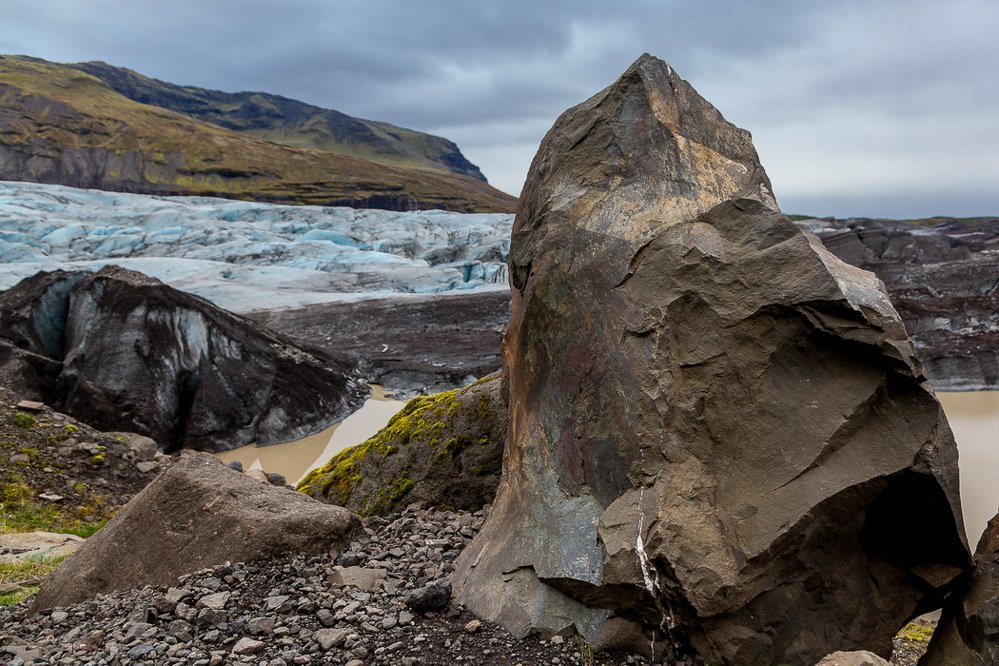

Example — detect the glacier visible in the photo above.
[0,181,515,313]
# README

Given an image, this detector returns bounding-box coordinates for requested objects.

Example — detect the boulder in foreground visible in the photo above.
[452,54,970,665]
[298,372,507,515]
[29,453,360,614]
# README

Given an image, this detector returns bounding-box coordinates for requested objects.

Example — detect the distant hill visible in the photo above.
[0,55,515,213]
[67,60,487,182]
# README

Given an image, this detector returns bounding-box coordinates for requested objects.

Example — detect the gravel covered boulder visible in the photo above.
[452,54,970,665]
[298,372,506,515]
[29,453,361,614]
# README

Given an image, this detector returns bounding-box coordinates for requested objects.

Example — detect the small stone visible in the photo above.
[399,610,415,625]
[231,637,266,655]
[345,661,365,666]
[550,635,564,644]
[327,566,387,590]
[315,608,336,627]
[337,552,363,567]
[406,579,452,612]
[246,616,276,635]
[153,594,177,613]
[195,607,226,628]
[197,591,231,610]
[136,461,158,473]
[464,620,482,633]
[315,628,347,650]
[264,594,292,613]
[127,644,155,659]
[226,460,244,472]
[245,468,268,483]
[198,577,222,591]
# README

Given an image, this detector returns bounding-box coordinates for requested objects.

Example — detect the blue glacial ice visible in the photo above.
[0,181,515,312]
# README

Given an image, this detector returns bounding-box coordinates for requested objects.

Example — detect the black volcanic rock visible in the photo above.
[451,54,970,665]
[0,266,367,452]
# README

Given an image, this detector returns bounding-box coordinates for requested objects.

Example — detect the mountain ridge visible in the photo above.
[65,59,488,181]
[0,55,515,213]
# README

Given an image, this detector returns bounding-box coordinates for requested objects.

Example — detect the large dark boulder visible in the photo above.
[920,511,999,665]
[29,453,360,613]
[451,54,970,665]
[298,372,507,515]
[0,266,367,452]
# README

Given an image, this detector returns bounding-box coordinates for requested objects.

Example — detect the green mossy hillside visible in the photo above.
[0,55,517,213]
[297,372,507,516]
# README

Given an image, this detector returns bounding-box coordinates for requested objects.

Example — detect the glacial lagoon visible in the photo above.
[938,391,999,544]
[215,385,406,487]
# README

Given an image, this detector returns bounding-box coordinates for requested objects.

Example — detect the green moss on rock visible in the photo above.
[297,372,507,516]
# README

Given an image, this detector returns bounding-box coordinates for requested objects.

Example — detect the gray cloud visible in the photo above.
[0,0,995,216]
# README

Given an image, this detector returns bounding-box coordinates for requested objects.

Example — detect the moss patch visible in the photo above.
[297,374,506,516]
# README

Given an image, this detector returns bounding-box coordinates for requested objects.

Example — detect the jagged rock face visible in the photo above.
[29,453,361,614]
[451,55,970,665]
[920,511,999,665]
[0,266,367,452]
[298,372,507,516]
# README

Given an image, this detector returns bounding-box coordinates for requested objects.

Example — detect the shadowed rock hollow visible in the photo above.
[451,54,970,665]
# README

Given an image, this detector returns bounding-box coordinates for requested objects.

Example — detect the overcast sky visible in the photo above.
[2,0,996,218]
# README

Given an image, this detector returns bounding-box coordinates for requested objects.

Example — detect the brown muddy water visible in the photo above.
[214,387,998,544]
[215,385,407,486]
[938,391,999,545]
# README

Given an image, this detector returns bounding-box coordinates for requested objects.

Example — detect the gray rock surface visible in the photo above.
[920,511,999,665]
[248,290,509,395]
[0,532,84,563]
[0,265,368,452]
[813,651,890,666]
[452,54,970,666]
[299,372,507,515]
[29,453,360,614]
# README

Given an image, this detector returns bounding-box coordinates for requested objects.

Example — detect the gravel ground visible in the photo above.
[0,505,672,666]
